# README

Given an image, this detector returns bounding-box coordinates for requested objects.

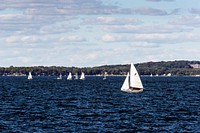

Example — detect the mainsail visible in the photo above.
[130,64,143,89]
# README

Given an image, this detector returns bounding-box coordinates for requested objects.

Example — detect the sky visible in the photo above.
[0,0,200,67]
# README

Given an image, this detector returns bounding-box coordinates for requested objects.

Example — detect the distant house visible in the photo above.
[190,64,200,69]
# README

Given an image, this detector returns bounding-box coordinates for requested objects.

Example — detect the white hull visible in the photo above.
[121,88,143,93]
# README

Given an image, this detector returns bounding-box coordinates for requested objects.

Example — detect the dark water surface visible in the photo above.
[0,76,200,132]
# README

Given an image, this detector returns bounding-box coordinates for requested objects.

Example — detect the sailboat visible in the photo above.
[67,72,72,80]
[57,73,62,79]
[103,72,107,80]
[80,72,85,80]
[121,63,144,93]
[74,73,78,80]
[28,72,33,80]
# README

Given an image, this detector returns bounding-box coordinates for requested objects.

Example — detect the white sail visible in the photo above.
[121,72,129,91]
[130,63,143,89]
[28,72,32,80]
[67,72,72,80]
[167,73,171,76]
[80,72,85,80]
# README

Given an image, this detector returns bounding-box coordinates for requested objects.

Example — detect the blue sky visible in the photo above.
[0,0,200,67]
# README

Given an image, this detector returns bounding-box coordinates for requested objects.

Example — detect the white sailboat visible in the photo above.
[121,63,144,93]
[67,72,72,80]
[28,72,33,80]
[80,72,85,80]
[103,72,107,80]
[57,73,62,79]
[74,73,78,80]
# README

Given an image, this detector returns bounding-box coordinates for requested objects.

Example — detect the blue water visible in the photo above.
[0,76,200,132]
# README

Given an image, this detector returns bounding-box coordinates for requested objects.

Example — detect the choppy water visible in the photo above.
[0,76,200,132]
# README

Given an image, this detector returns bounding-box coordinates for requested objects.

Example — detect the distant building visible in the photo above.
[190,64,200,69]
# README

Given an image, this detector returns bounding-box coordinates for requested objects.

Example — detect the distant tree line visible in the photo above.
[0,60,200,76]
[136,60,200,76]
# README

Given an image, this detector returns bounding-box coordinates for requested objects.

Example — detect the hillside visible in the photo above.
[0,60,200,76]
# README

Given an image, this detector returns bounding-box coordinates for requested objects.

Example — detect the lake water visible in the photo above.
[0,76,200,132]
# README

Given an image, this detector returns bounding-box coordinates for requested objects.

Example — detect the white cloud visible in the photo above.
[83,16,142,25]
[40,24,79,34]
[101,33,200,44]
[134,7,167,16]
[104,24,191,33]
[130,42,159,48]
[169,15,200,27]
[101,34,123,42]
[5,35,48,43]
[190,8,200,15]
[59,35,86,42]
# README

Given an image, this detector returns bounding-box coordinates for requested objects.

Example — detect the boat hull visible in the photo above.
[121,88,143,93]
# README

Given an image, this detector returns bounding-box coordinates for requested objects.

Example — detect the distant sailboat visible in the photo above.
[74,73,78,80]
[167,73,172,76]
[103,72,107,80]
[67,72,72,80]
[121,63,144,93]
[80,72,85,80]
[28,72,33,80]
[57,73,62,79]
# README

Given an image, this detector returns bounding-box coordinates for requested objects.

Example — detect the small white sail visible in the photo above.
[121,72,129,91]
[121,63,144,93]
[67,72,72,80]
[28,72,32,80]
[80,72,85,80]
